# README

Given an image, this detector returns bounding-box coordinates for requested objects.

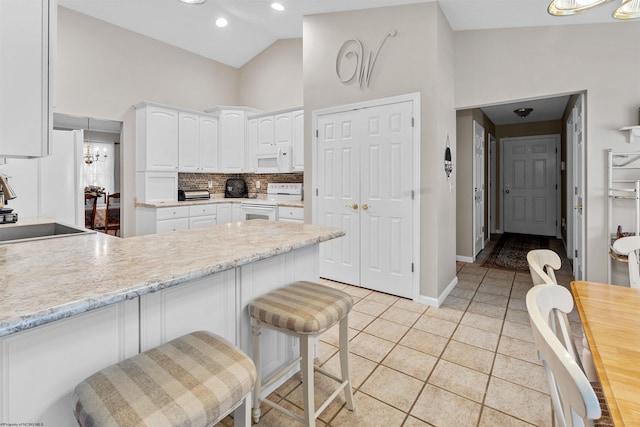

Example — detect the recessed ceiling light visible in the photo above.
[178,0,207,4]
[271,2,285,11]
[215,17,228,28]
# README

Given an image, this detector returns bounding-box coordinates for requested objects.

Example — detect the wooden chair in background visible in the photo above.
[84,194,97,230]
[105,192,120,236]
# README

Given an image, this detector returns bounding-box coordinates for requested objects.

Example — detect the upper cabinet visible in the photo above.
[206,107,262,174]
[0,0,56,158]
[136,104,179,172]
[249,108,303,174]
[178,112,218,173]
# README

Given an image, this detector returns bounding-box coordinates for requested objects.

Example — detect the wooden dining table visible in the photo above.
[571,281,640,426]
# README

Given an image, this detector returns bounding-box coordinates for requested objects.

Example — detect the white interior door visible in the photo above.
[317,111,361,285]
[573,96,585,280]
[360,102,413,298]
[503,135,559,236]
[317,101,414,298]
[473,121,485,257]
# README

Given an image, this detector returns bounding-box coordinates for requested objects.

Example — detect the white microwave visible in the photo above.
[256,144,291,174]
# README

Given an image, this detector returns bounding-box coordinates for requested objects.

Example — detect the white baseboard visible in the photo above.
[415,276,458,308]
[456,255,474,263]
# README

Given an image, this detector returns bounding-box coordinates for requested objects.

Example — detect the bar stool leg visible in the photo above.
[251,319,262,424]
[233,395,251,427]
[339,316,355,411]
[301,334,315,427]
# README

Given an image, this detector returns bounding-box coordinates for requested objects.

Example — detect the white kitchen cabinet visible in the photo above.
[136,205,189,235]
[188,204,217,229]
[246,118,258,172]
[0,300,138,425]
[292,109,304,172]
[135,171,178,204]
[140,270,236,350]
[274,112,293,146]
[0,0,56,158]
[233,203,244,222]
[278,206,304,223]
[206,107,262,173]
[217,203,233,224]
[179,112,218,173]
[135,104,179,172]
[257,115,275,154]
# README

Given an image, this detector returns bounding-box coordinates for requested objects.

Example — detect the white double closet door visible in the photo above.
[317,101,414,298]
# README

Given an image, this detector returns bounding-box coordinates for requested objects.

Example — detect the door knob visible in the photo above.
[345,203,358,210]
[575,205,583,210]
[362,204,370,211]
[505,189,510,194]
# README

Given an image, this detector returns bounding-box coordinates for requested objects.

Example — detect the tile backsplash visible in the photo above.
[179,172,303,196]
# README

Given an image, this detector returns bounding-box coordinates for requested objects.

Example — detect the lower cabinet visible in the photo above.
[137,203,235,235]
[0,300,139,426]
[140,270,236,350]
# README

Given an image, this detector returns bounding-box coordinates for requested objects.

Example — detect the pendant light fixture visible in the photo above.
[548,0,640,19]
[177,0,207,4]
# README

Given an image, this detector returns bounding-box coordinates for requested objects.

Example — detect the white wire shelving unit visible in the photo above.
[607,150,640,283]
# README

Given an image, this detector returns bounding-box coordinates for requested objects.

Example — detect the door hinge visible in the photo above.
[556,220,558,226]
[575,249,578,258]
[411,263,414,272]
[315,129,319,138]
[316,188,319,196]
[411,117,415,127]
[411,190,414,200]
[482,226,485,233]
[555,184,558,190]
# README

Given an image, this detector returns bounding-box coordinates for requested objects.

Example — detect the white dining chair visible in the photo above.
[526,284,602,427]
[527,249,561,285]
[611,235,640,288]
[526,249,597,382]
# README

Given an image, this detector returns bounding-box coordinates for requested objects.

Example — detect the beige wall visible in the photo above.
[454,22,640,282]
[57,7,240,237]
[238,39,303,111]
[303,3,457,301]
[455,109,494,259]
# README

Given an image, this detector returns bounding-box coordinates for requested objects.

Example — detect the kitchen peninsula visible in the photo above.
[0,220,343,425]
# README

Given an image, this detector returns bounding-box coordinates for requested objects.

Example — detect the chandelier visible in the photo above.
[84,146,107,165]
[548,0,640,19]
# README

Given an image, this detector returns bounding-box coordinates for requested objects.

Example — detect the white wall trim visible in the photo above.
[456,255,474,263]
[416,276,458,308]
[311,92,421,302]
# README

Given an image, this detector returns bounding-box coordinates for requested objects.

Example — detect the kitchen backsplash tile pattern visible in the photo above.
[179,173,303,196]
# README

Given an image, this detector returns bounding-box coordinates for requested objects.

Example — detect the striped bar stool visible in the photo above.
[249,281,356,426]
[72,331,256,427]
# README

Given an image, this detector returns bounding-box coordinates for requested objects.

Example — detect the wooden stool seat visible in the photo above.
[73,331,256,427]
[249,281,355,426]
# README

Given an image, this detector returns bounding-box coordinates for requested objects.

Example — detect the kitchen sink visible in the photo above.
[0,222,95,244]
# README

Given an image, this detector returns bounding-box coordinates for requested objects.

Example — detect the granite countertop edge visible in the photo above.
[0,222,342,338]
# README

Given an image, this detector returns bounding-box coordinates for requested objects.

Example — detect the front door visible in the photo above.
[503,135,559,236]
[473,121,485,257]
[573,96,585,280]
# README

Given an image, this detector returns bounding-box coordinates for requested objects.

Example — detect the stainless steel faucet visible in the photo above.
[0,174,17,206]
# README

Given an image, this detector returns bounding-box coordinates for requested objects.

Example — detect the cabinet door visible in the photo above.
[246,118,258,172]
[257,116,275,155]
[140,270,236,350]
[292,110,304,172]
[218,110,246,173]
[0,300,138,425]
[274,112,292,146]
[199,116,218,172]
[217,203,232,224]
[178,112,199,172]
[156,217,189,233]
[232,203,244,222]
[144,106,178,171]
[0,0,53,157]
[189,215,216,229]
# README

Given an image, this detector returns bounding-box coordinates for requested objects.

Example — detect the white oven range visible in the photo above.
[240,183,302,221]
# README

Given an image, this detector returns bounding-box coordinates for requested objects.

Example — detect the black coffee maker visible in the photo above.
[225,178,248,198]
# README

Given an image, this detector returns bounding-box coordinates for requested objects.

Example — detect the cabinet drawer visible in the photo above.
[156,206,189,220]
[189,204,217,217]
[278,206,303,221]
[189,215,217,229]
[156,218,189,233]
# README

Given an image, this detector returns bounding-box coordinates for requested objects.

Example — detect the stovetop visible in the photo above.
[242,183,303,206]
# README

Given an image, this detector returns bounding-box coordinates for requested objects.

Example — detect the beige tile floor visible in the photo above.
[224,238,581,427]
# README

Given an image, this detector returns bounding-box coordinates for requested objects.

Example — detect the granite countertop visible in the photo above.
[0,220,342,337]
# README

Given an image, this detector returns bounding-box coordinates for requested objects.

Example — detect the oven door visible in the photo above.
[240,203,277,221]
